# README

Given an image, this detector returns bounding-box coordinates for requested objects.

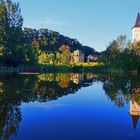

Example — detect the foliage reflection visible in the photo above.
[0,73,140,139]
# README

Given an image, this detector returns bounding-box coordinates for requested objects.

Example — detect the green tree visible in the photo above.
[56,52,61,64]
[38,52,47,64]
[59,45,71,64]
[117,35,127,50]
[0,0,23,66]
[0,1,9,62]
[24,45,38,65]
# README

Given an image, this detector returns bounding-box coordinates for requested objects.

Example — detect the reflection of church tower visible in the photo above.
[129,88,140,129]
[132,13,140,43]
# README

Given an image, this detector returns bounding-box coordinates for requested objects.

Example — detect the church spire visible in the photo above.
[134,13,140,27]
[131,115,139,129]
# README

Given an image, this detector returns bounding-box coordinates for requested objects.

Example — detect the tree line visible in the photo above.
[0,0,97,67]
[99,35,140,72]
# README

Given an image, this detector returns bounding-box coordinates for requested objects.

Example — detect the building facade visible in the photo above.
[132,13,140,43]
[87,54,98,62]
[72,50,85,63]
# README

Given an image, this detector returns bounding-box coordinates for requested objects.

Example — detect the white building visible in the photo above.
[87,54,99,62]
[132,13,140,43]
[72,50,84,63]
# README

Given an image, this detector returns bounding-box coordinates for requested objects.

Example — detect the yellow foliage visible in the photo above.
[71,62,101,67]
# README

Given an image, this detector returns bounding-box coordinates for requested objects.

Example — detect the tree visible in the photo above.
[32,38,40,53]
[38,52,48,64]
[0,1,9,62]
[59,45,71,64]
[0,0,23,66]
[132,41,140,56]
[117,35,127,50]
[24,45,38,65]
[38,52,55,64]
[99,40,119,65]
[56,52,61,64]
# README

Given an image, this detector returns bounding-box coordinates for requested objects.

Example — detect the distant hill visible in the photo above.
[23,28,99,58]
[0,0,99,67]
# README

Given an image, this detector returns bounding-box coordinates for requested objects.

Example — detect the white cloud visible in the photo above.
[22,102,66,110]
[24,18,66,29]
[38,19,66,26]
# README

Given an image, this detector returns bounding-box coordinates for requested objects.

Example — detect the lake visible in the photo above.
[0,73,140,140]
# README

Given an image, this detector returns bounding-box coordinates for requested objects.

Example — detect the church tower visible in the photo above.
[132,13,140,43]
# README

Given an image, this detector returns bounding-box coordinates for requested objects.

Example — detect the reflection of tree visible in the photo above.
[102,75,131,107]
[29,73,94,102]
[0,77,23,140]
[70,74,84,85]
[100,73,140,109]
[0,73,96,139]
[1,73,139,139]
[0,106,21,140]
[57,74,70,89]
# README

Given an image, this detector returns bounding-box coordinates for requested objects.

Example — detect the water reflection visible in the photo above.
[129,88,140,129]
[0,73,96,139]
[102,74,140,131]
[0,73,140,139]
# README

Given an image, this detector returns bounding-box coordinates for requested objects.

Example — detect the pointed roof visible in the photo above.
[134,13,140,27]
[131,115,139,129]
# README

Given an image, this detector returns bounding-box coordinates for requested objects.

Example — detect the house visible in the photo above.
[132,13,140,43]
[87,54,99,62]
[72,50,84,63]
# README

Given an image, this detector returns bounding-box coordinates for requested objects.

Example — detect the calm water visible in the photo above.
[0,73,140,140]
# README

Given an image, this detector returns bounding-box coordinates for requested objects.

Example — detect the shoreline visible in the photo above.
[0,65,139,75]
[0,65,95,74]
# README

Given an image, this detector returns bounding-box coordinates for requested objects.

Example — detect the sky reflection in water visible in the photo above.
[0,73,139,140]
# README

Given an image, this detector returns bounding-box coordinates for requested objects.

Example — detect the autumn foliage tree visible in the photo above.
[59,45,71,64]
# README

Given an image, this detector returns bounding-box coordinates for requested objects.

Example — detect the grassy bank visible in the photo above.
[0,63,138,74]
[92,65,139,75]
[0,64,98,74]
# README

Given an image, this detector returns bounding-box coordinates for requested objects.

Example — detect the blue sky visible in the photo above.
[15,0,140,51]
